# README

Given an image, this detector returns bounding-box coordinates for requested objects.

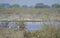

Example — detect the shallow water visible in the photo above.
[0,21,60,30]
[25,21,60,30]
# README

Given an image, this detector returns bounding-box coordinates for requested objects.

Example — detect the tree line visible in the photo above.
[0,3,60,8]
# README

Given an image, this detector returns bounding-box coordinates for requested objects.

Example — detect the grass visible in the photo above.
[0,28,25,38]
[0,25,60,38]
[0,8,60,21]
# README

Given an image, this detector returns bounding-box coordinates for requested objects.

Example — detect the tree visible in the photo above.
[35,3,50,8]
[22,5,28,8]
[11,4,20,8]
[44,5,50,8]
[52,4,60,8]
[0,3,11,8]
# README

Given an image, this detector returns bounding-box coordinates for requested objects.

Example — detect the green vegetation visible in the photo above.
[0,3,60,21]
[0,3,60,8]
[35,3,50,8]
[0,7,60,21]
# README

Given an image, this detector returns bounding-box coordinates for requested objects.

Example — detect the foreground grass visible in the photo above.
[0,25,60,38]
[27,25,60,38]
[0,28,25,38]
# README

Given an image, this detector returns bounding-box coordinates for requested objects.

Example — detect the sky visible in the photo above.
[0,0,60,6]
